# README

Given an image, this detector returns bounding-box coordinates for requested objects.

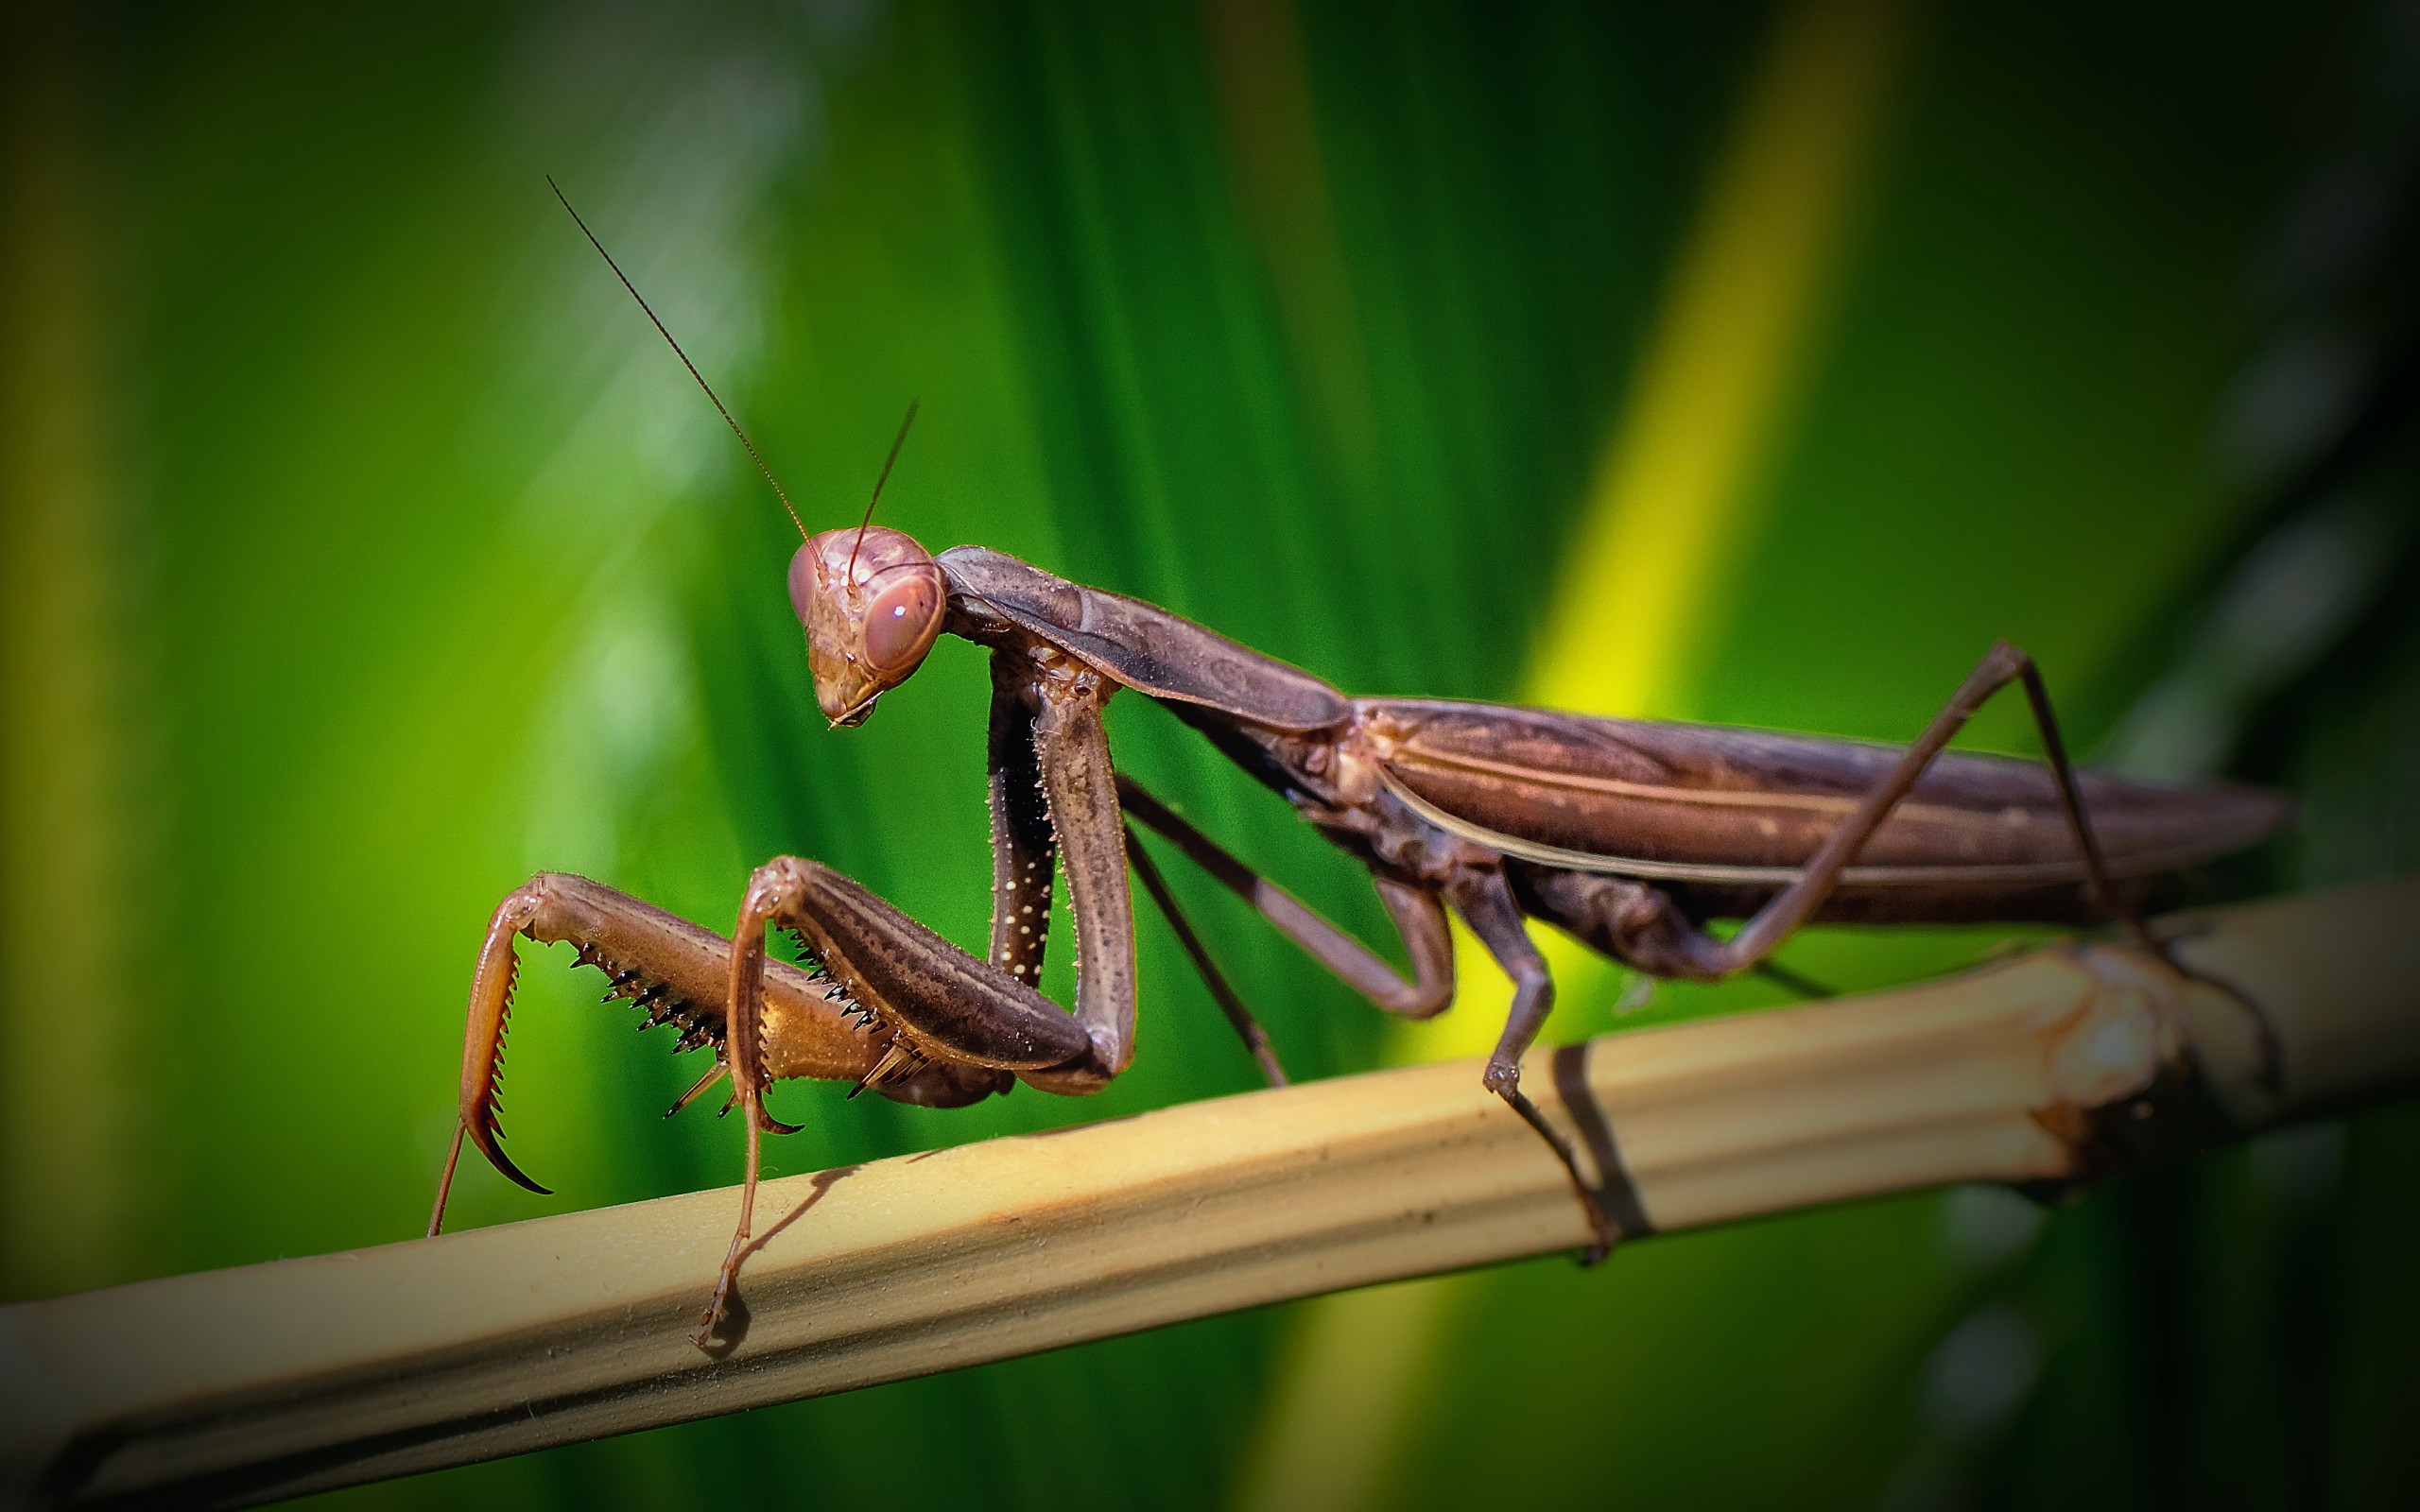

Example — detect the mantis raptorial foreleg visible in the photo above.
[977,654,1141,1085]
[998,642,1284,1085]
[1027,686,1140,1083]
[709,855,1108,1342]
[985,653,1058,991]
[428,872,1012,1240]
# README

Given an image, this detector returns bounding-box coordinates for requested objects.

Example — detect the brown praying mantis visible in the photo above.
[426,186,2291,1348]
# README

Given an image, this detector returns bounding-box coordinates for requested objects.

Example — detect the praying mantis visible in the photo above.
[426,186,2290,1348]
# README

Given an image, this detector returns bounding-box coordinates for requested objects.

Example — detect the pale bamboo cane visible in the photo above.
[1,879,2411,1508]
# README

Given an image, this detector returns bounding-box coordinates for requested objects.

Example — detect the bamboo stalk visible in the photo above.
[2,879,2411,1507]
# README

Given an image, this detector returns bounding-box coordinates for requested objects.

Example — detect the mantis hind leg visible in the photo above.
[1687,644,2106,973]
[1530,644,2280,1080]
[1701,644,2273,1084]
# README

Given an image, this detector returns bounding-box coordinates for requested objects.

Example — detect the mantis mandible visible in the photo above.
[426,186,2290,1348]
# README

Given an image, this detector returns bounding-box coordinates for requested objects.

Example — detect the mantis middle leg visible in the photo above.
[1116,775,1456,1021]
[1117,774,1617,1257]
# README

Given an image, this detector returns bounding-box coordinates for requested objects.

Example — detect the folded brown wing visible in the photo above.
[1369,698,2290,884]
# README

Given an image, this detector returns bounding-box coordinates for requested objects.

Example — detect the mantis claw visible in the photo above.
[471,1129,551,1196]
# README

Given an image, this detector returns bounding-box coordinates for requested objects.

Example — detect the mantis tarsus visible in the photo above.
[426,187,2291,1349]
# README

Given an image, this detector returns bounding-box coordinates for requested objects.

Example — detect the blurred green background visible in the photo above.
[5,0,2416,1507]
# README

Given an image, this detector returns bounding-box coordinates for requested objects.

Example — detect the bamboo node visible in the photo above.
[2042,949,2174,1108]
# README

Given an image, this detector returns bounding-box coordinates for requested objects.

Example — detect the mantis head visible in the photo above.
[544,181,940,730]
[792,525,946,727]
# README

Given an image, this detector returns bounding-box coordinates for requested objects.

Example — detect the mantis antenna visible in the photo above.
[847,399,920,576]
[545,175,807,542]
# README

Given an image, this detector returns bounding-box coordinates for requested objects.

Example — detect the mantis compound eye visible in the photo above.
[786,541,820,626]
[864,572,943,674]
